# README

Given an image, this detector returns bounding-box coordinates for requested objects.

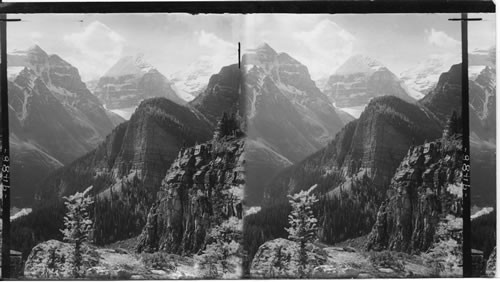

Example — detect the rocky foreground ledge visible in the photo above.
[23,240,199,279]
[249,238,456,278]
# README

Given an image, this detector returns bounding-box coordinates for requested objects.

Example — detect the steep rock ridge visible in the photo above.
[190,64,243,126]
[323,55,416,109]
[94,54,185,112]
[366,133,463,253]
[420,63,496,209]
[7,45,121,206]
[264,96,442,204]
[469,66,496,142]
[136,116,244,255]
[420,64,462,125]
[242,43,344,204]
[11,97,213,255]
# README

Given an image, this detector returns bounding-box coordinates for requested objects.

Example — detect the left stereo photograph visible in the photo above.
[4,13,244,279]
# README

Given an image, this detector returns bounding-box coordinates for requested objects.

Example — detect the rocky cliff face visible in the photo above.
[469,65,496,142]
[323,55,416,108]
[242,43,344,204]
[136,119,244,255]
[420,64,462,125]
[7,45,122,206]
[94,55,185,111]
[366,134,463,253]
[265,96,442,203]
[486,247,496,277]
[190,64,243,126]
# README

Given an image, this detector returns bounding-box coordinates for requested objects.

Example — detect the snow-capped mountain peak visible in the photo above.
[103,54,154,78]
[334,54,385,76]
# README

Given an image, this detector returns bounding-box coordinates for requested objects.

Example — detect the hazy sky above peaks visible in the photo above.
[7,13,495,81]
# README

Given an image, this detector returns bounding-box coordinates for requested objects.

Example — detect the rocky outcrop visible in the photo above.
[190,64,243,126]
[366,134,463,253]
[24,240,99,279]
[486,247,496,277]
[250,238,327,278]
[136,117,244,255]
[420,64,462,125]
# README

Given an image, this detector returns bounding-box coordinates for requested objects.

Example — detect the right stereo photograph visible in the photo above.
[242,12,496,278]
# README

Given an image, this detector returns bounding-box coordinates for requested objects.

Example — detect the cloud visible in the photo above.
[63,21,125,80]
[293,19,356,78]
[195,30,237,72]
[427,28,460,49]
[241,15,356,79]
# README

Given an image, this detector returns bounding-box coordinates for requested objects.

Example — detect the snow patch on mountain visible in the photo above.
[337,105,366,119]
[106,106,137,121]
[11,208,32,221]
[469,65,487,80]
[400,55,459,96]
[471,207,494,220]
[8,66,25,80]
[169,58,226,100]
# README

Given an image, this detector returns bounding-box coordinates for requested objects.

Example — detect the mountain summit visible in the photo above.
[323,54,416,113]
[7,45,121,206]
[94,54,185,113]
[242,43,345,204]
[103,54,153,78]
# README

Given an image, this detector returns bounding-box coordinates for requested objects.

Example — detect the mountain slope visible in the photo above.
[7,45,121,206]
[243,43,345,204]
[264,96,442,204]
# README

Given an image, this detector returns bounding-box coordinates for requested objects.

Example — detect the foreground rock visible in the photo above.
[250,238,437,278]
[24,240,99,279]
[24,240,200,279]
[250,238,327,278]
[486,247,496,277]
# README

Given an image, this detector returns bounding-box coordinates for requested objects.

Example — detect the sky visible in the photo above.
[7,13,495,81]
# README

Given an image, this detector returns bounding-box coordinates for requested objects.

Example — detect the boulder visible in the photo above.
[250,238,327,278]
[24,240,99,279]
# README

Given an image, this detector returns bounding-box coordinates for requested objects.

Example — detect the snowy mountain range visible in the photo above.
[168,58,218,102]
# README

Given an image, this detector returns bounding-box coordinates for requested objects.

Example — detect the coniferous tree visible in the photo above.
[196,217,242,278]
[286,184,319,278]
[60,186,94,278]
